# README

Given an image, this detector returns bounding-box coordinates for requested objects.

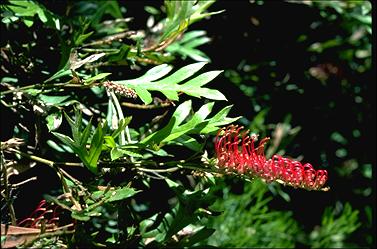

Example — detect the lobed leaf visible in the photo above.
[114,62,226,105]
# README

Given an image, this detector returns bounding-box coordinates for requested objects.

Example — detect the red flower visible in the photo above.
[215,125,328,190]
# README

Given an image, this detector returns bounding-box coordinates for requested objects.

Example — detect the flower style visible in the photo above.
[215,125,328,191]
[17,199,61,229]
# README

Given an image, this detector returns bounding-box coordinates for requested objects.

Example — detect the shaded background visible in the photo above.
[187,1,375,247]
[1,0,375,248]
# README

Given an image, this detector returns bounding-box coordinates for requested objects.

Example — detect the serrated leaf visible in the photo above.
[166,30,211,62]
[190,88,227,101]
[141,100,191,145]
[154,62,207,85]
[114,63,225,104]
[141,116,176,145]
[162,102,214,142]
[122,64,173,84]
[183,71,222,88]
[142,102,238,147]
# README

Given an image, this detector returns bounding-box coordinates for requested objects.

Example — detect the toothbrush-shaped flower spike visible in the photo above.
[214,125,329,191]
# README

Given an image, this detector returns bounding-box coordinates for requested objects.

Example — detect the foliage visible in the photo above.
[204,179,300,248]
[206,0,373,248]
[0,0,373,248]
[308,202,361,248]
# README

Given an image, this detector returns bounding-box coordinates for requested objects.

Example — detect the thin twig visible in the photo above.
[10,177,37,188]
[1,150,17,225]
[22,225,75,248]
[6,148,82,168]
[121,101,171,109]
[56,167,82,211]
[135,166,180,173]
[82,31,136,47]
[1,82,96,96]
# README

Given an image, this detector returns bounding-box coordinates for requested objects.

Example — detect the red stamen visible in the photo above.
[214,125,329,190]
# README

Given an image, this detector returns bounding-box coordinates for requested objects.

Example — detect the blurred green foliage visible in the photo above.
[205,179,300,248]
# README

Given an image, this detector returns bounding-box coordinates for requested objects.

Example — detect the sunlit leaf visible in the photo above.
[114,63,226,104]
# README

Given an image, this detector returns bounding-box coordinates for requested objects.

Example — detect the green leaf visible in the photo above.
[53,110,106,174]
[71,210,97,221]
[134,87,153,105]
[111,147,143,160]
[75,31,94,46]
[63,109,82,143]
[142,102,238,147]
[162,102,214,142]
[140,214,159,235]
[154,62,207,85]
[180,30,207,43]
[104,136,116,149]
[177,226,216,247]
[52,132,78,151]
[86,123,106,173]
[184,71,222,88]
[166,30,212,62]
[141,100,192,144]
[46,111,62,132]
[5,0,61,30]
[39,95,70,105]
[173,135,202,151]
[44,68,71,83]
[114,63,225,104]
[110,147,123,161]
[171,100,192,126]
[80,118,92,147]
[111,117,132,139]
[106,187,140,202]
[160,90,179,101]
[121,64,173,84]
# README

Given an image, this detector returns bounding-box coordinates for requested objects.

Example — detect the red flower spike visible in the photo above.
[214,125,329,191]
